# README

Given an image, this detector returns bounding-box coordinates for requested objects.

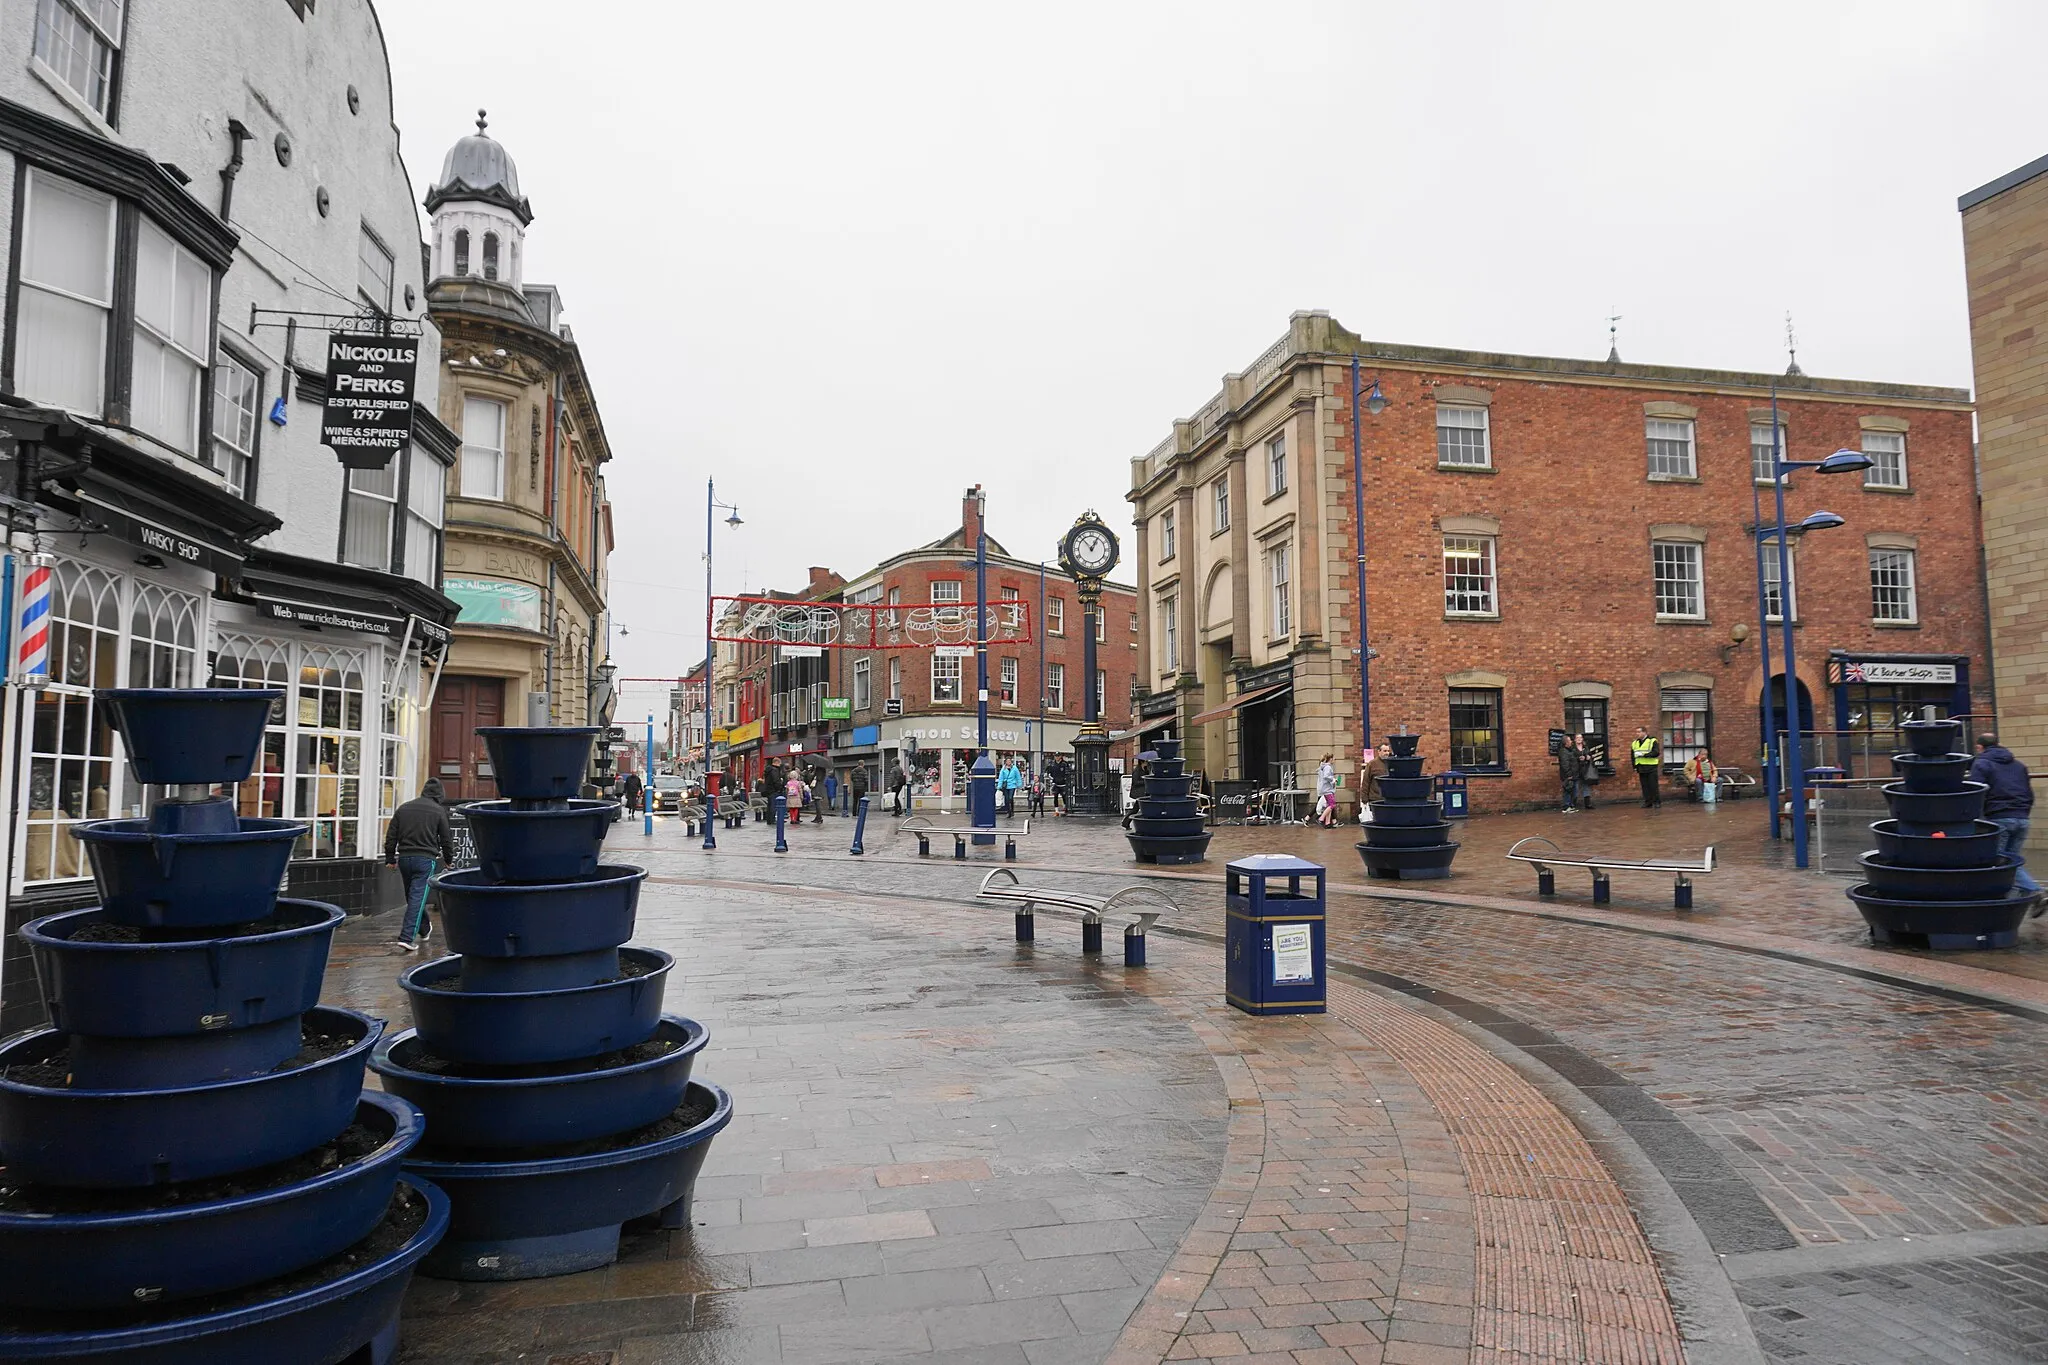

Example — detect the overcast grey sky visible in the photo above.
[382,0,2044,714]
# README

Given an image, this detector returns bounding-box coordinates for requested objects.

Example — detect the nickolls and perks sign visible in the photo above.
[321,333,418,469]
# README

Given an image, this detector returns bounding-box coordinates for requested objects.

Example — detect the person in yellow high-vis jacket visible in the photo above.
[1631,727,1663,808]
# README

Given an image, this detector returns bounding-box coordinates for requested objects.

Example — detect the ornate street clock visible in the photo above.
[1059,511,1120,813]
[1059,514,1120,586]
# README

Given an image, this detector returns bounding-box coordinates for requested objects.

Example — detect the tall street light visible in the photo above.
[702,479,742,851]
[1349,358,1388,757]
[1762,417,1872,870]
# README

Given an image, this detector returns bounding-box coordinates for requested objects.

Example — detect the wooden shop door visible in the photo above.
[432,676,504,801]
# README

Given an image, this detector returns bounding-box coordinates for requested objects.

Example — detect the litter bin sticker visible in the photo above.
[1271,923,1315,983]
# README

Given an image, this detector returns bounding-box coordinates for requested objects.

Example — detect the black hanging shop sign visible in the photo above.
[320,332,418,469]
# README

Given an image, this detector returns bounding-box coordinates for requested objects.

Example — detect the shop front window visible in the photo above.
[214,636,289,820]
[22,563,121,882]
[212,636,367,858]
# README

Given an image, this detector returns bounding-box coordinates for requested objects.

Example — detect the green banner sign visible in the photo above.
[443,577,542,631]
[821,697,852,720]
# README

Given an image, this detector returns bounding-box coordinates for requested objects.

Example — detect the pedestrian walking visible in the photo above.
[1315,752,1339,828]
[1121,758,1148,830]
[620,768,643,816]
[851,767,870,815]
[385,778,454,951]
[785,770,807,828]
[1357,743,1389,824]
[1557,734,1583,813]
[823,770,839,813]
[1970,732,2043,912]
[1028,766,1046,817]
[888,765,906,816]
[1570,734,1597,810]
[1630,727,1663,807]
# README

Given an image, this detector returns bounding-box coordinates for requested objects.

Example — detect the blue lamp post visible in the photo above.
[1759,414,1872,869]
[701,479,742,851]
[1349,359,1388,753]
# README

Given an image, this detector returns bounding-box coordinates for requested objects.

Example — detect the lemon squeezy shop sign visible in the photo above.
[321,333,418,469]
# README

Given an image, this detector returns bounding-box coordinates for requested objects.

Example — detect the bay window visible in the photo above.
[130,219,211,454]
[211,352,262,500]
[17,170,115,416]
[404,453,447,584]
[342,462,398,570]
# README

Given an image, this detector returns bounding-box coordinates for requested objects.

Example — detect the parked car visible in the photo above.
[651,774,690,812]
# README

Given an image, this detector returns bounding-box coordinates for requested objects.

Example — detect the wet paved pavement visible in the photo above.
[319,805,2048,1362]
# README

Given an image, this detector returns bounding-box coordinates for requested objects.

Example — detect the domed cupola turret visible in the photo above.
[426,111,532,289]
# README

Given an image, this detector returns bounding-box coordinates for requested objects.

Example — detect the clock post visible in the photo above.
[1059,512,1120,816]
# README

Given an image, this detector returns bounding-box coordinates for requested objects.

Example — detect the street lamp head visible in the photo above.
[1795,510,1846,533]
[725,508,744,528]
[1364,382,1388,416]
[1815,449,1874,475]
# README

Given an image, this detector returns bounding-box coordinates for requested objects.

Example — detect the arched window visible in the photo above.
[482,232,500,281]
[453,228,469,277]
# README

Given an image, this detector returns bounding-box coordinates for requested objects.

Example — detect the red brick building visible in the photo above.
[1131,312,1985,814]
[827,488,1139,810]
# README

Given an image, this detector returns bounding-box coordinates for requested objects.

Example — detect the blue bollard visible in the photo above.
[850,796,869,856]
[773,796,788,853]
[1125,924,1146,967]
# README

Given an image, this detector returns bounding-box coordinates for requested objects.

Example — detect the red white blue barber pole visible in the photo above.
[17,558,50,685]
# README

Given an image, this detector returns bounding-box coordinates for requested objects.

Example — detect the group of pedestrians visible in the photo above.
[1555,733,1603,813]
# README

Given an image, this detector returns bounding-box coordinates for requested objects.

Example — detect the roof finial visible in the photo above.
[476,109,488,135]
[1784,311,1802,376]
[1606,308,1623,364]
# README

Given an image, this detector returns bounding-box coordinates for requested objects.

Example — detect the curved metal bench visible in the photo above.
[977,867,1179,964]
[1505,835,1716,909]
[898,814,1030,861]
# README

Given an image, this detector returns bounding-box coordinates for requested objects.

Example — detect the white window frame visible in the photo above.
[34,0,123,120]
[342,462,399,572]
[1213,476,1230,532]
[357,224,395,315]
[1761,543,1795,623]
[1047,661,1065,712]
[1442,535,1497,616]
[1095,606,1106,643]
[1266,432,1288,497]
[1270,544,1292,639]
[1646,418,1697,480]
[1750,422,1786,485]
[460,396,507,500]
[1651,540,1704,619]
[18,170,116,418]
[1863,431,1908,490]
[403,452,446,585]
[130,217,213,456]
[1047,597,1065,636]
[931,653,962,704]
[1870,548,1918,624]
[1160,591,1178,675]
[1159,507,1176,561]
[999,656,1018,707]
[852,657,871,711]
[1436,404,1491,468]
[1096,669,1106,717]
[211,351,261,500]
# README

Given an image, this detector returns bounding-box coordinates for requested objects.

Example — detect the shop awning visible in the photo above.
[1189,682,1291,727]
[227,549,459,643]
[4,404,280,574]
[1112,715,1176,740]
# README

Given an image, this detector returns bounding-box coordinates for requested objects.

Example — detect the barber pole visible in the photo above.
[18,559,50,685]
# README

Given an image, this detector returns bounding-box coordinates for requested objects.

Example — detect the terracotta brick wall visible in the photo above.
[1321,368,1986,810]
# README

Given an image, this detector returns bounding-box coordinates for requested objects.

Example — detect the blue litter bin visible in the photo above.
[1224,854,1326,1016]
[1435,771,1470,820]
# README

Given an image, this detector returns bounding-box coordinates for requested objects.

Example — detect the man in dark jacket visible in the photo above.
[851,767,870,813]
[1557,735,1584,814]
[1970,734,2041,907]
[385,778,455,951]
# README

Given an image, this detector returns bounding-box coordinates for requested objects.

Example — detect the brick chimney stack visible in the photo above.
[962,485,985,547]
[805,566,840,595]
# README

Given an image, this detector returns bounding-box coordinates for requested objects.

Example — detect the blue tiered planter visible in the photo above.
[1356,734,1461,880]
[1848,719,2031,950]
[0,688,444,1365]
[1126,737,1211,865]
[371,725,730,1282]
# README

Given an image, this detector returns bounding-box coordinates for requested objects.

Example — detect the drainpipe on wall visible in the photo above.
[217,119,251,220]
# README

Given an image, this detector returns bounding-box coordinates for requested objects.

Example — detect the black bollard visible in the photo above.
[850,796,869,856]
[1081,919,1103,954]
[1537,868,1555,896]
[1015,907,1034,942]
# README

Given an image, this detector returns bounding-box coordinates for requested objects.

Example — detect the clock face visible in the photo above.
[1070,527,1114,573]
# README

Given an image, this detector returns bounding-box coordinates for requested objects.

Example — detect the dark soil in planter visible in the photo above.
[67,913,316,944]
[0,1185,427,1333]
[419,1088,718,1163]
[0,1123,381,1215]
[398,1035,678,1079]
[1,1024,357,1090]
[417,954,656,993]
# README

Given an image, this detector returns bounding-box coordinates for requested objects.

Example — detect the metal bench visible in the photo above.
[898,814,1031,861]
[977,868,1179,964]
[1505,836,1716,909]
